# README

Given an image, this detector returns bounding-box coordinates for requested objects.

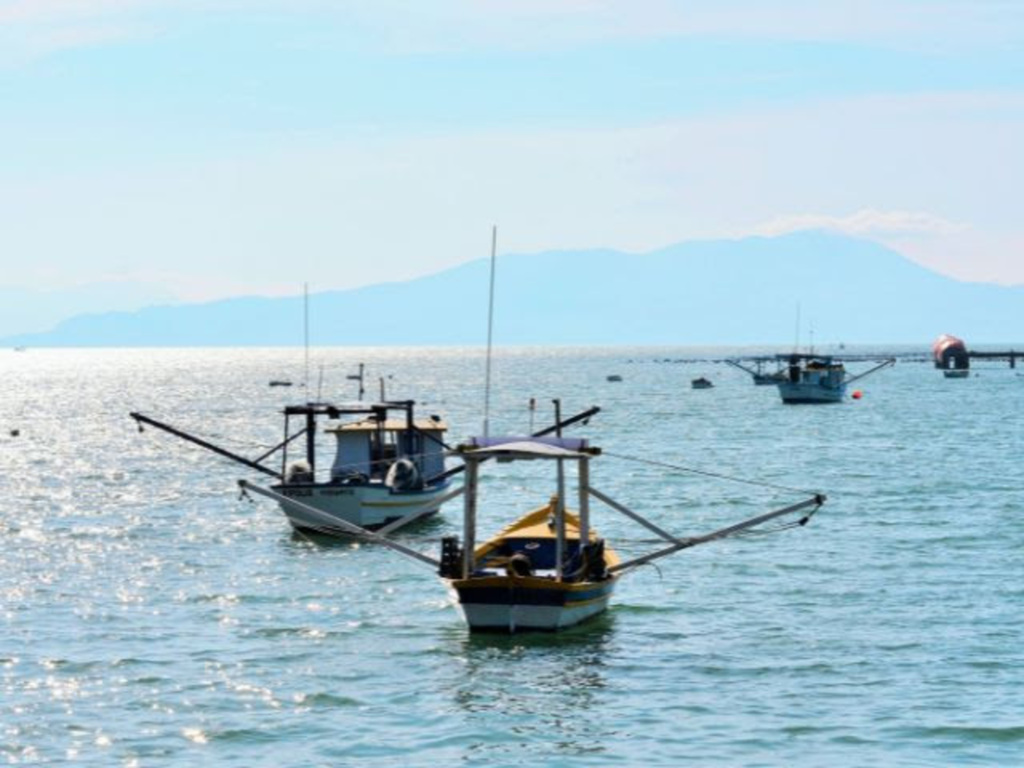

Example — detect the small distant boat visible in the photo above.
[691,377,713,389]
[725,357,786,385]
[943,369,970,379]
[269,380,293,387]
[606,374,623,382]
[776,354,894,404]
[777,354,846,403]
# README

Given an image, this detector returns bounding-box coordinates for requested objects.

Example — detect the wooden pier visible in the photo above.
[966,350,1020,368]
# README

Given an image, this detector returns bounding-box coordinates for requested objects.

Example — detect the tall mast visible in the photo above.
[304,282,310,394]
[553,398,565,582]
[462,457,479,579]
[483,225,497,438]
[793,301,801,354]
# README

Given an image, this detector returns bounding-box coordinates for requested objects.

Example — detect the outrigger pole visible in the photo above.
[424,404,601,484]
[134,402,598,486]
[607,494,826,574]
[724,358,767,377]
[238,480,444,568]
[844,358,896,386]
[130,412,287,479]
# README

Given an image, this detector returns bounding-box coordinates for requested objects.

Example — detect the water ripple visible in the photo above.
[2,348,1023,766]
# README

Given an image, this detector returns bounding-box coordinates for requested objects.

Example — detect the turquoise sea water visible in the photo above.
[2,346,1022,766]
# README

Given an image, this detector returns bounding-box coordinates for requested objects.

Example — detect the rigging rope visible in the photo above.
[602,450,819,497]
[174,427,282,453]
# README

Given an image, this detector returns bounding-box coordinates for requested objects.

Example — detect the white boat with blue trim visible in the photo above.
[776,353,895,404]
[131,399,456,535]
[269,401,453,532]
[777,354,847,403]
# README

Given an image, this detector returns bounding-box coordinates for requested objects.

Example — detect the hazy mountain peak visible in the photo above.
[2,232,1019,347]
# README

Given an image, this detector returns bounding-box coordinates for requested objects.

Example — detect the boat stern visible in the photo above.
[447,573,617,633]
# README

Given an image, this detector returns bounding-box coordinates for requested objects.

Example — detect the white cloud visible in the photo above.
[275,0,1024,55]
[0,1,157,64]
[0,0,140,24]
[3,84,1024,303]
[1,0,1022,59]
[754,209,968,239]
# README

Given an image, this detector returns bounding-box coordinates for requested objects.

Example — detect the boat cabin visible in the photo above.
[326,417,447,483]
[280,401,447,486]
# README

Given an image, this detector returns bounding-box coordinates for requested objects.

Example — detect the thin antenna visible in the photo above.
[482,225,497,438]
[793,301,801,353]
[346,363,365,401]
[304,283,310,393]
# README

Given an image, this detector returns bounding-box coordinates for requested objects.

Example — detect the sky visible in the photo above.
[1,0,1023,335]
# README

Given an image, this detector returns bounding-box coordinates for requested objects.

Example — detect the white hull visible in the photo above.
[455,595,613,632]
[272,481,450,532]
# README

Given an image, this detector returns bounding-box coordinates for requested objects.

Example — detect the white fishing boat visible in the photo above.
[776,353,894,404]
[269,401,454,532]
[131,399,457,535]
[133,396,602,537]
[777,354,847,403]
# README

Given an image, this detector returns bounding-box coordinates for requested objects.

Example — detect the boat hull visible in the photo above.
[449,574,617,632]
[777,382,846,404]
[270,480,451,532]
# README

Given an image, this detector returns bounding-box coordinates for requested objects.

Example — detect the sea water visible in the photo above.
[1,346,1022,766]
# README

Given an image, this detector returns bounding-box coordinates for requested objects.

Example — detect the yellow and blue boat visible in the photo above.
[240,422,827,635]
[440,436,619,633]
[447,498,620,632]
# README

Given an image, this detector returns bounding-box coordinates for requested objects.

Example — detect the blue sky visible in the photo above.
[1,1,1022,335]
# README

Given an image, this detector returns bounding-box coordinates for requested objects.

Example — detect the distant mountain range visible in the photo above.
[4,232,1021,347]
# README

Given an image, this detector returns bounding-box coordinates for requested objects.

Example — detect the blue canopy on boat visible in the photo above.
[458,435,592,460]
